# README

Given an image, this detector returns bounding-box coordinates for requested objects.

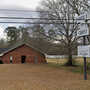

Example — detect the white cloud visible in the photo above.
[0,0,41,10]
[0,27,6,39]
[0,0,41,20]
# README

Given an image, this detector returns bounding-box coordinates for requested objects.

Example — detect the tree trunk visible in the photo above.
[65,46,73,66]
[67,53,73,66]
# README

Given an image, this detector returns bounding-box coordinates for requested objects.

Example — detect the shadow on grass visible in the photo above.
[46,62,63,68]
[46,62,90,75]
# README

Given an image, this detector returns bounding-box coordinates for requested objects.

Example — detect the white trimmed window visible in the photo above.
[10,56,13,63]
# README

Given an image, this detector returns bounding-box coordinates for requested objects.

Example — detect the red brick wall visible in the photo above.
[1,45,46,64]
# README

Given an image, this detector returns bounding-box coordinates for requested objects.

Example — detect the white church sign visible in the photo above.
[77,23,89,37]
[76,13,87,23]
[78,45,90,57]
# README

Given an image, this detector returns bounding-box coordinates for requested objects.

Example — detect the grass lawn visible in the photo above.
[0,64,90,90]
[47,58,90,74]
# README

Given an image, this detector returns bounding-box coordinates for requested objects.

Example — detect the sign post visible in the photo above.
[78,37,88,80]
[83,36,87,80]
[77,13,90,80]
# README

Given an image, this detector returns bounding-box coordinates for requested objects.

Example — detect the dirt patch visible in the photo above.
[0,64,89,90]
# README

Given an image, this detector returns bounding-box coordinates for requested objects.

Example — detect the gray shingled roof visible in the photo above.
[0,48,9,54]
[0,42,45,56]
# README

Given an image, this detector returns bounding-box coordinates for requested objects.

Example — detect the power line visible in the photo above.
[0,22,62,24]
[0,9,48,12]
[0,21,82,24]
[0,17,87,24]
[0,16,88,20]
[0,17,59,20]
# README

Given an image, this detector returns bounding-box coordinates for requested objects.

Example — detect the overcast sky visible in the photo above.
[0,0,41,10]
[0,0,42,39]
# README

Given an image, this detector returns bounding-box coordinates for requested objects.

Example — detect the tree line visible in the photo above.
[0,25,69,55]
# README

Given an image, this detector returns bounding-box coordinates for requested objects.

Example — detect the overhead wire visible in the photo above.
[0,9,88,24]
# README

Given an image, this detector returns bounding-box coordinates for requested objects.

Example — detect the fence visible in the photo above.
[46,55,80,64]
[46,55,78,59]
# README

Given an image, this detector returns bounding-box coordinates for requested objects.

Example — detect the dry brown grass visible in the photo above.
[0,64,90,90]
[47,57,90,65]
[47,58,67,64]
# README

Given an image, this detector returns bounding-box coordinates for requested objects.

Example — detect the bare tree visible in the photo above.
[27,24,53,53]
[37,0,90,66]
[66,0,90,16]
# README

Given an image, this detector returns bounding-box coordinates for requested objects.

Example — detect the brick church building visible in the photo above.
[0,43,46,64]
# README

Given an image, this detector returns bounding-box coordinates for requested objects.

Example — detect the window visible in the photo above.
[10,56,13,63]
[21,56,26,64]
